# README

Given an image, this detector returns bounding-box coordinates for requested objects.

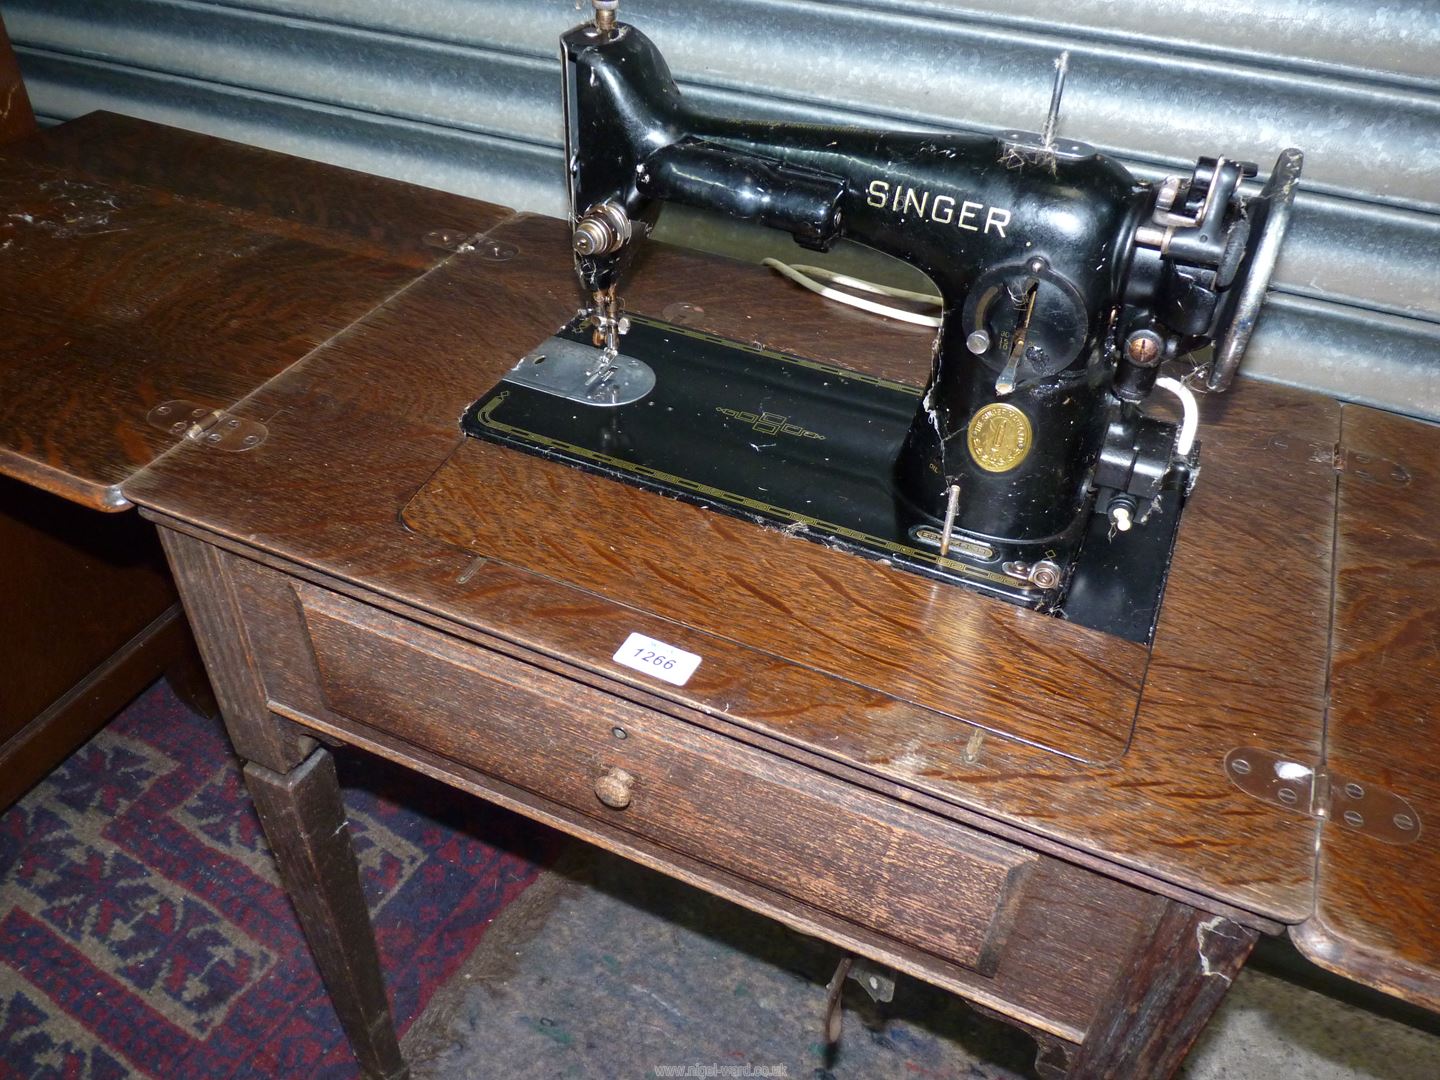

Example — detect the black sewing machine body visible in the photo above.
[461,7,1300,642]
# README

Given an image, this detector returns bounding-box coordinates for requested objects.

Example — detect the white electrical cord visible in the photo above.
[787,263,943,305]
[763,258,943,327]
[1155,376,1199,456]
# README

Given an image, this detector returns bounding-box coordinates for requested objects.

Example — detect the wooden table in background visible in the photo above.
[0,20,215,811]
[3,113,1438,1079]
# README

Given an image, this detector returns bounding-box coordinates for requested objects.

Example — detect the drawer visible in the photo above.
[296,586,1038,976]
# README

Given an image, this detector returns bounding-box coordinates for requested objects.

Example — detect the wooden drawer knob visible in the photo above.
[594,766,635,810]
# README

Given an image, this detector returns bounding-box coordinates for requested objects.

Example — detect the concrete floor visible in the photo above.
[402,845,1440,1079]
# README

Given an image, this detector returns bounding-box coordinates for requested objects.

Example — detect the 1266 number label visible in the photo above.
[613,632,702,687]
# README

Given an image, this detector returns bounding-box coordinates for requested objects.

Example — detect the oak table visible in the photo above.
[0,16,219,813]
[3,114,1437,1079]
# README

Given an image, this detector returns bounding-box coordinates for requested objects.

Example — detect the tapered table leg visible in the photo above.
[245,748,410,1080]
[1066,898,1257,1079]
[159,528,409,1078]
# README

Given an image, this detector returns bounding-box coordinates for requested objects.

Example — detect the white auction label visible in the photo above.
[613,632,702,687]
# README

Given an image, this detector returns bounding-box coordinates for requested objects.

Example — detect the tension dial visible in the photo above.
[962,259,1089,393]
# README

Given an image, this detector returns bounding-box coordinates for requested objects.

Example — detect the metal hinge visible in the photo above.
[1224,747,1420,845]
[1336,447,1412,487]
[1258,434,1411,488]
[147,400,267,452]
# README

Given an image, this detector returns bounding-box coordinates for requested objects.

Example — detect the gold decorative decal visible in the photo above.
[716,408,824,441]
[967,403,1033,473]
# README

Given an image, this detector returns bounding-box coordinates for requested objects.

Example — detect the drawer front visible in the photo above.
[297,586,1037,975]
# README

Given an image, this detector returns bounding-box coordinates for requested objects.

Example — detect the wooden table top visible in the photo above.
[1295,405,1440,1009]
[0,113,509,509]
[119,207,1332,923]
[3,115,1437,1012]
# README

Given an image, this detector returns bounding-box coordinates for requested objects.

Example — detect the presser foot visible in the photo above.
[584,289,631,347]
[578,287,633,382]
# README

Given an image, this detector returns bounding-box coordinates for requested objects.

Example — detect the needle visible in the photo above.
[1042,51,1070,150]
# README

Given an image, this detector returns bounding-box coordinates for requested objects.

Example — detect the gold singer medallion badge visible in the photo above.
[968,403,1033,473]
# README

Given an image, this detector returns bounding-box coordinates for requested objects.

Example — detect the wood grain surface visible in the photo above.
[1293,405,1440,1010]
[13,113,504,270]
[124,212,1335,924]
[1067,899,1257,1078]
[404,438,1146,763]
[302,583,1038,976]
[159,528,315,775]
[204,545,1164,1043]
[0,117,508,509]
[244,750,410,1080]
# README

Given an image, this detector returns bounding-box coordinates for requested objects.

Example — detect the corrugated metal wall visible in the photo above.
[5,0,1439,416]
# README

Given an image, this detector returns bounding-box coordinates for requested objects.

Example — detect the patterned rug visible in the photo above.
[0,680,556,1079]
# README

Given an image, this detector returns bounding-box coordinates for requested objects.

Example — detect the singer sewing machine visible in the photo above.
[5,16,1440,1080]
[460,0,1302,643]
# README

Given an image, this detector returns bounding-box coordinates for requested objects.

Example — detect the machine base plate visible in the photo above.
[461,314,1183,643]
